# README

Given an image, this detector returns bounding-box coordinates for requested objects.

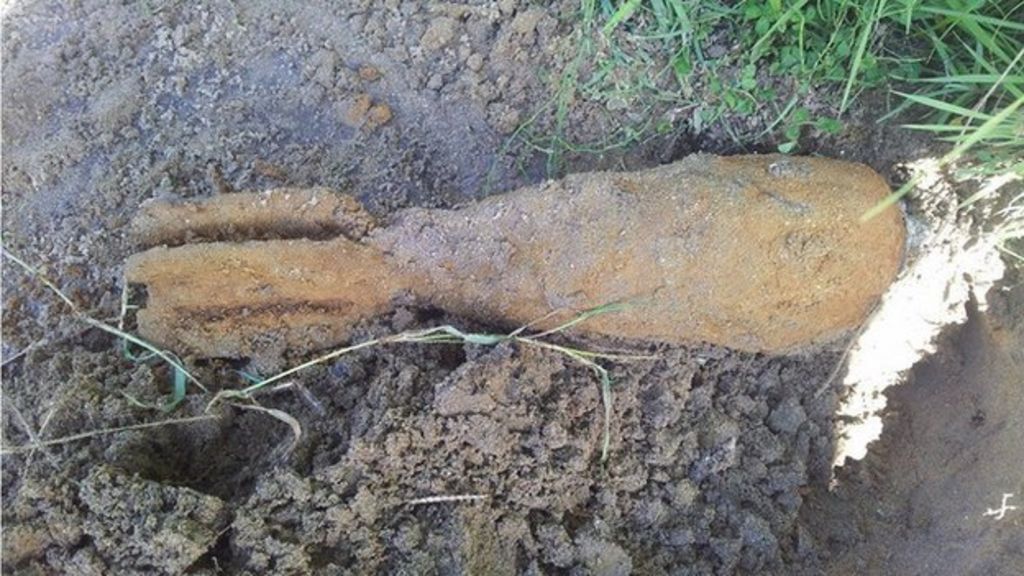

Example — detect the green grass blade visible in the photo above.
[941,94,1024,163]
[900,123,979,132]
[598,367,613,461]
[525,301,633,340]
[915,74,1024,84]
[864,95,1024,221]
[122,366,187,411]
[603,0,642,34]
[1,249,77,309]
[916,6,1024,33]
[841,0,887,113]
[861,176,919,221]
[958,171,1023,208]
[894,91,993,119]
[232,337,384,398]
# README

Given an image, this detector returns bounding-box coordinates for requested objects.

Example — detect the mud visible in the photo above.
[127,154,904,362]
[1,0,1017,575]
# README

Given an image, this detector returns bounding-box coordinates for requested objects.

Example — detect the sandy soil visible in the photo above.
[2,1,1019,575]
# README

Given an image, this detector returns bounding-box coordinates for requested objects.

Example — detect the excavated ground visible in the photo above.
[2,1,1018,575]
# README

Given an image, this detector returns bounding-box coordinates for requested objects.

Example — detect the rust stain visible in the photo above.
[125,154,905,357]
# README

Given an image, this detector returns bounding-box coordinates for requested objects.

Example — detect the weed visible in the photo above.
[2,248,206,410]
[864,91,1023,220]
[212,303,655,461]
[516,0,1022,174]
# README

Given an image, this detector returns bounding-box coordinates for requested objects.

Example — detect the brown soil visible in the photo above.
[1,1,1016,575]
[802,279,1024,575]
[127,154,903,363]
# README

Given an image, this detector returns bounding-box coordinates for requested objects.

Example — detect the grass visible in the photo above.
[2,248,205,411]
[214,302,656,461]
[0,414,219,455]
[517,0,1022,222]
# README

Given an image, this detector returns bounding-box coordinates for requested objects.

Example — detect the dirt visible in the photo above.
[217,335,844,575]
[126,154,903,363]
[802,276,1024,575]
[1,1,1019,575]
[4,305,844,574]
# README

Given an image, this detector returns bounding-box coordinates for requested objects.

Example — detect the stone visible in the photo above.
[357,65,381,82]
[343,93,392,130]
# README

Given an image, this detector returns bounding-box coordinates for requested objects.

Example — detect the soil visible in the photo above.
[802,277,1024,576]
[1,1,1019,575]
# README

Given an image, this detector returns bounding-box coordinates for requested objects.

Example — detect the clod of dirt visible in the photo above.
[126,154,904,361]
[343,93,393,130]
[358,65,382,82]
[767,397,807,435]
[4,465,228,575]
[421,17,458,51]
[252,160,289,182]
[79,466,229,573]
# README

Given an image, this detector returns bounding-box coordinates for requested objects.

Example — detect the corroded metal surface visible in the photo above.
[126,154,905,357]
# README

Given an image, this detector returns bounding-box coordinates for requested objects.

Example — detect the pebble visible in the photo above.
[358,65,381,82]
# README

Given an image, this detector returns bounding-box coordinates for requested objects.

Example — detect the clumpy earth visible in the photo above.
[219,330,841,575]
[4,307,843,574]
[2,1,1019,575]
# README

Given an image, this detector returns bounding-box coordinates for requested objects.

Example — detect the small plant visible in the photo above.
[776,107,844,153]
[514,0,1021,167]
[213,302,656,461]
[3,249,205,410]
